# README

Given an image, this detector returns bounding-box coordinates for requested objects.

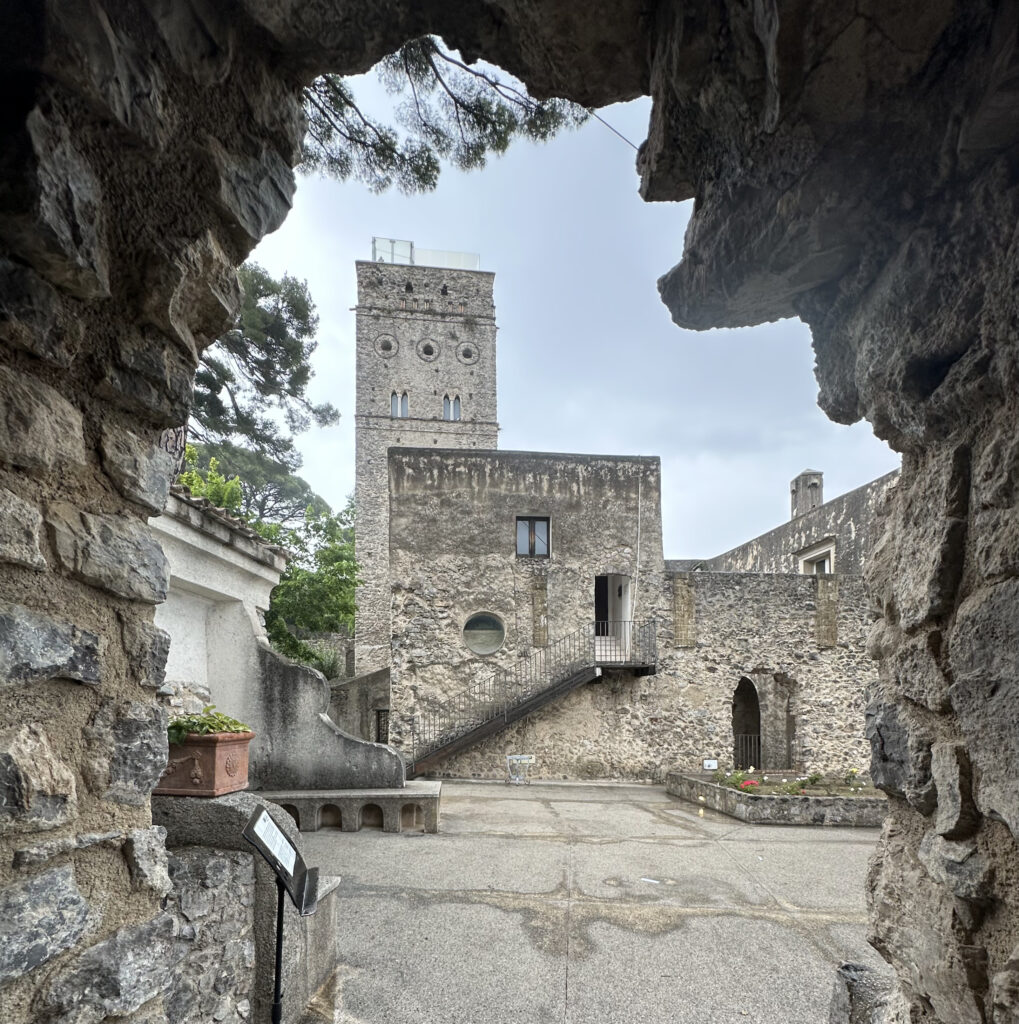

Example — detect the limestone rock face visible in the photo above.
[0,487,47,571]
[0,604,100,687]
[124,826,173,897]
[87,701,170,807]
[0,364,87,473]
[0,866,90,985]
[44,913,178,1023]
[47,503,170,604]
[100,426,176,514]
[118,615,172,691]
[0,724,78,833]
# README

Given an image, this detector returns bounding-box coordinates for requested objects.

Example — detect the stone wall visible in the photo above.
[330,667,392,741]
[354,261,499,674]
[165,847,255,1024]
[634,2,1019,1018]
[679,471,900,574]
[0,2,306,1020]
[425,569,874,782]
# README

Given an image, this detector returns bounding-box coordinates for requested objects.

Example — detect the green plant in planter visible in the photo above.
[167,705,251,746]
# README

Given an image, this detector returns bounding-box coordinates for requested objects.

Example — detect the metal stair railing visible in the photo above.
[406,620,656,768]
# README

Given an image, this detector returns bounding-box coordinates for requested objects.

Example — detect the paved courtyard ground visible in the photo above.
[301,781,888,1024]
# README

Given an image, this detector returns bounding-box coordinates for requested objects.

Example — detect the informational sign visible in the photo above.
[242,806,319,917]
[702,758,719,771]
[254,812,297,876]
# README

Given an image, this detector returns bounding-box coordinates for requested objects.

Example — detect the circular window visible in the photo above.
[463,612,505,655]
[374,334,398,358]
[417,338,440,361]
[456,342,479,365]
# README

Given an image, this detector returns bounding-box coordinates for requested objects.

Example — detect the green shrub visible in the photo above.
[807,771,823,786]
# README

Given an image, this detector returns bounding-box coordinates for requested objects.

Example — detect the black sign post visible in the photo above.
[242,807,320,1024]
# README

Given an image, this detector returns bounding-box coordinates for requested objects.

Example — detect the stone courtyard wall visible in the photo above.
[428,571,874,782]
[695,471,900,574]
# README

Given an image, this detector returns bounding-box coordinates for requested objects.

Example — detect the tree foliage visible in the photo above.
[192,263,338,473]
[302,37,588,193]
[255,501,359,668]
[177,445,243,513]
[195,441,329,527]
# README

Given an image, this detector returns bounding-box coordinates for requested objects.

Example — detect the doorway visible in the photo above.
[732,677,762,769]
[594,574,631,660]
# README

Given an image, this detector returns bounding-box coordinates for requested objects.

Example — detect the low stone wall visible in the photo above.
[154,792,340,1023]
[667,773,887,827]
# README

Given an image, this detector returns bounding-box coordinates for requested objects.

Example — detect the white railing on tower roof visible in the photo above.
[371,236,481,271]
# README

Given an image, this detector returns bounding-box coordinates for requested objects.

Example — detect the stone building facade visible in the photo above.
[378,441,879,781]
[350,251,885,784]
[353,259,499,673]
[689,469,900,575]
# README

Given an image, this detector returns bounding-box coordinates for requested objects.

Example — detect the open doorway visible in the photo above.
[732,677,762,769]
[594,574,631,660]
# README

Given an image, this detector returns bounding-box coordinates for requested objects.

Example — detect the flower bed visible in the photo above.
[666,772,887,827]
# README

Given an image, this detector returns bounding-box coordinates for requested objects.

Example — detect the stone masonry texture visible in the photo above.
[354,260,498,674]
[1,2,1018,1023]
[384,448,874,782]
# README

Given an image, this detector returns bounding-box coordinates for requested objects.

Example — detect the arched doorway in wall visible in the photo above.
[732,677,761,769]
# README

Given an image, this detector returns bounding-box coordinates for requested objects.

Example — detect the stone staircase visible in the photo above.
[403,620,657,776]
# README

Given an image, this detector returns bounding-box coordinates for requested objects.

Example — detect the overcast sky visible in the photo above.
[252,94,899,559]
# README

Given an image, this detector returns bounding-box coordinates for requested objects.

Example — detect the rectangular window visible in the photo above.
[375,709,389,744]
[516,516,550,557]
[797,541,835,575]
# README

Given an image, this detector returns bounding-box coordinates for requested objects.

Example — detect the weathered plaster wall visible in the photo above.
[354,261,499,673]
[684,471,899,574]
[330,667,392,741]
[150,491,285,744]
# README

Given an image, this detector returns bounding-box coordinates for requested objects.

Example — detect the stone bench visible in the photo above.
[257,780,441,834]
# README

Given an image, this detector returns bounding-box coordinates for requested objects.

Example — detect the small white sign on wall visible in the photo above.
[702,758,719,771]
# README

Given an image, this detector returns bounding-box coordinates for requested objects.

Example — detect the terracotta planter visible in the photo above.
[154,731,254,797]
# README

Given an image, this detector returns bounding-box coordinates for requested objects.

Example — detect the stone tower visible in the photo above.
[790,469,823,519]
[353,250,500,673]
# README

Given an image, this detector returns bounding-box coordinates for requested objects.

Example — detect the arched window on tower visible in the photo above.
[443,395,451,420]
[452,396,461,420]
[401,392,409,418]
[391,391,399,417]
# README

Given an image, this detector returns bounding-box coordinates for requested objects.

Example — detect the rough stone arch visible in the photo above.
[1,3,1016,1021]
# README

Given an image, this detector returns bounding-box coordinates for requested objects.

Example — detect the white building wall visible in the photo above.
[149,493,285,741]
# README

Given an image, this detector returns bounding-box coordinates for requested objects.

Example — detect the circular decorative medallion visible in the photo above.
[417,338,440,361]
[374,333,398,358]
[456,342,479,365]
[224,754,239,778]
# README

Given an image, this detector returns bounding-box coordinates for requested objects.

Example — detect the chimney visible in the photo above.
[791,470,823,519]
